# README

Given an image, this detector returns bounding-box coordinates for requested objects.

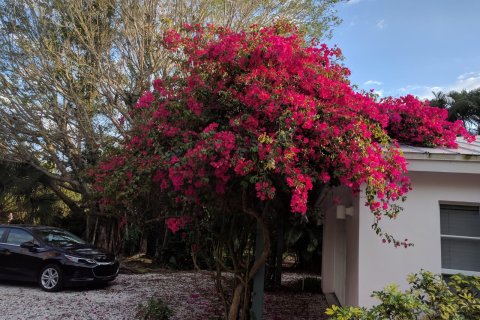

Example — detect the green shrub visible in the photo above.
[326,270,480,319]
[136,297,173,320]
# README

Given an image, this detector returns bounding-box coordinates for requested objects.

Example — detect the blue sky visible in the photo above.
[326,0,480,99]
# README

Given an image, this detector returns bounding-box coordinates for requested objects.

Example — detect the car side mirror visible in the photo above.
[20,241,38,251]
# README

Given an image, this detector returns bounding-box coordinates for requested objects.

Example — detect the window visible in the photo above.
[0,227,6,240]
[5,229,34,246]
[34,229,86,247]
[440,204,480,276]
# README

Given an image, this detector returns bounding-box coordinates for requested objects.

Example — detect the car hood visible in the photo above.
[61,245,115,262]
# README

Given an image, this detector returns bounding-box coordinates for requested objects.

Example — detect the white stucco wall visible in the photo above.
[357,170,480,307]
[322,186,359,306]
[322,141,480,307]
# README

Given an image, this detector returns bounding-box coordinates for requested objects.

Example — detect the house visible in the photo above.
[321,137,480,307]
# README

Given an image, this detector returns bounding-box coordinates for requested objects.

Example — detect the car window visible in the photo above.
[35,229,86,247]
[6,228,34,245]
[0,227,6,241]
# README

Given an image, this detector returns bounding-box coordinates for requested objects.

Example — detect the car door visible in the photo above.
[0,227,9,278]
[2,228,43,281]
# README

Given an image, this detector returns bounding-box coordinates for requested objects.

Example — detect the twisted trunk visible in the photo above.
[227,190,271,320]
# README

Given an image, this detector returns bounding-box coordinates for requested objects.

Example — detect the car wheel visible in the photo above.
[39,264,63,292]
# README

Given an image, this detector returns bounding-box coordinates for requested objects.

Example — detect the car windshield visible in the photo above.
[35,229,87,247]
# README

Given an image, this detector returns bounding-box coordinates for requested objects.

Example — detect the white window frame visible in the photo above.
[440,203,480,277]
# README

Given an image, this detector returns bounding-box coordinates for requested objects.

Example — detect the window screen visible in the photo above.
[440,204,480,274]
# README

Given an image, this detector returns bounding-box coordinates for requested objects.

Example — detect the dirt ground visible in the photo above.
[0,271,328,320]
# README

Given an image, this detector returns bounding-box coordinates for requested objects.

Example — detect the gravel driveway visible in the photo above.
[0,272,327,320]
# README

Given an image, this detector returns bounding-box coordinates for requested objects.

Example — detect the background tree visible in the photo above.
[430,89,480,134]
[0,0,343,244]
[0,162,70,225]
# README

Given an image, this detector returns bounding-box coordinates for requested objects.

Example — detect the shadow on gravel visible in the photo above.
[0,280,37,289]
[0,279,113,292]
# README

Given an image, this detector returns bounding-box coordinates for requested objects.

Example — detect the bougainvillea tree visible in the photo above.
[94,22,474,319]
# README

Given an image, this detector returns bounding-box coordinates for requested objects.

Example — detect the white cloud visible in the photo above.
[457,72,478,80]
[364,80,382,86]
[453,72,480,91]
[375,90,384,97]
[376,19,386,30]
[347,0,363,4]
[397,85,442,100]
[396,71,480,100]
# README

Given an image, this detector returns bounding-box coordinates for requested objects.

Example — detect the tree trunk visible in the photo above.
[86,214,91,241]
[156,224,169,263]
[92,215,99,244]
[228,194,272,320]
[140,233,148,254]
[109,222,116,252]
[228,284,245,320]
[274,212,285,288]
[250,223,266,319]
[97,224,108,249]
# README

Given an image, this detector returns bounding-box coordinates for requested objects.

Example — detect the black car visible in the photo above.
[0,225,119,291]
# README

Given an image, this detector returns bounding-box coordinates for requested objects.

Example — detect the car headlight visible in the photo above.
[65,254,97,265]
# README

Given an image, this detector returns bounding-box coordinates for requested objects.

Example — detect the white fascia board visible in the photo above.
[406,158,480,174]
[404,152,480,162]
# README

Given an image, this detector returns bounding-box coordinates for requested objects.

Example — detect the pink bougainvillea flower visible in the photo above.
[93,22,473,245]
